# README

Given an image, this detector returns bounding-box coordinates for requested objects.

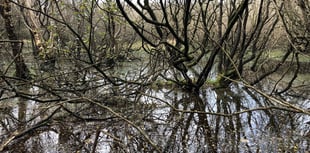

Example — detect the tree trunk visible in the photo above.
[19,0,45,57]
[0,0,30,79]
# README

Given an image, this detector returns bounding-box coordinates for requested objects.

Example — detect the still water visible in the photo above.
[0,47,309,152]
[0,82,309,153]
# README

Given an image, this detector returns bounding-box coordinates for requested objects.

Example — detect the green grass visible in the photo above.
[268,49,309,63]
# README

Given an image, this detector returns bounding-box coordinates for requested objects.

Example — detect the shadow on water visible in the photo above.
[0,83,309,153]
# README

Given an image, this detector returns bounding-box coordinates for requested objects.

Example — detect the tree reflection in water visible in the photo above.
[0,84,309,153]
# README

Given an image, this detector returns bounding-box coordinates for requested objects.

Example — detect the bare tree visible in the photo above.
[0,0,30,79]
[115,0,289,92]
[0,1,157,152]
[0,1,309,152]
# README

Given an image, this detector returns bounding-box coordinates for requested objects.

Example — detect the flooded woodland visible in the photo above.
[0,0,310,153]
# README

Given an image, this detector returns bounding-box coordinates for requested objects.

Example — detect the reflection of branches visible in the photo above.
[84,97,162,152]
[61,104,116,122]
[141,90,308,117]
[0,106,61,152]
[219,75,310,115]
[173,105,302,117]
[243,83,310,115]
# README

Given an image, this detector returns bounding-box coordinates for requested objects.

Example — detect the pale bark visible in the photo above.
[18,0,45,56]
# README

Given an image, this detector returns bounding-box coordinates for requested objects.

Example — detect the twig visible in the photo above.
[0,106,61,152]
[83,97,162,153]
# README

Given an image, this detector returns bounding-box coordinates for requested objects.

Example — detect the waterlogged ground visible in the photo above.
[0,83,309,153]
[0,47,309,152]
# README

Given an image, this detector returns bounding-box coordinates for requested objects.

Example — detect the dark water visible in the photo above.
[0,83,309,153]
[0,47,309,153]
